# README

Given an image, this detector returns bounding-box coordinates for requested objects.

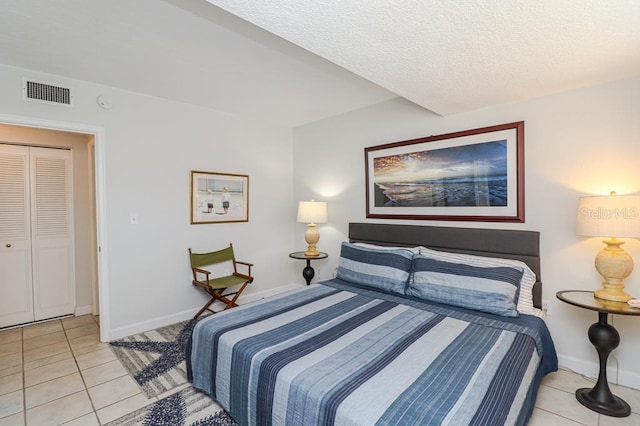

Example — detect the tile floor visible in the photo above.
[1,315,640,425]
[0,315,166,426]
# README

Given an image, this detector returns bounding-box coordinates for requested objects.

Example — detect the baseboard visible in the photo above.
[558,353,640,391]
[616,366,640,390]
[74,305,93,316]
[109,309,197,341]
[107,283,305,341]
[238,283,305,304]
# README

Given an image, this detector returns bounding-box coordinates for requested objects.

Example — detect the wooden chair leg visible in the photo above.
[224,282,249,310]
[194,296,217,319]
[193,281,251,318]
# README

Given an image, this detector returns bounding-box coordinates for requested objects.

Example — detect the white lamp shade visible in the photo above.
[297,201,328,224]
[576,194,640,238]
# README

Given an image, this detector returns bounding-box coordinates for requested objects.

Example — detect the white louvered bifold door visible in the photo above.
[0,144,34,327]
[30,147,75,321]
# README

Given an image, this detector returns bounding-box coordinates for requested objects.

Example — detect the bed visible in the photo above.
[187,223,557,425]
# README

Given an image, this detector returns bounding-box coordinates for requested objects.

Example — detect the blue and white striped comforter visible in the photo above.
[188,280,557,426]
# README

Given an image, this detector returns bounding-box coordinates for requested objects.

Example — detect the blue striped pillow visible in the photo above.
[407,253,524,317]
[336,242,414,294]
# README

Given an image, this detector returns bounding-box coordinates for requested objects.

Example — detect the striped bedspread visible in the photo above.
[188,280,557,426]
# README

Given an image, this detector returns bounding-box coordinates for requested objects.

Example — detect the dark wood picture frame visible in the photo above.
[365,121,524,222]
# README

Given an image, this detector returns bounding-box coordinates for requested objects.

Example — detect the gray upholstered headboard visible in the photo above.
[348,222,542,309]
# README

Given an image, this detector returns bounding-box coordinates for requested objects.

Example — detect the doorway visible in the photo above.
[0,143,77,327]
[0,116,108,341]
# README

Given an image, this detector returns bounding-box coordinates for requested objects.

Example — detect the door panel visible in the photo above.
[32,245,74,319]
[0,249,32,323]
[0,144,34,327]
[30,147,75,321]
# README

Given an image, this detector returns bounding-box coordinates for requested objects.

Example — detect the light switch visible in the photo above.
[130,213,138,225]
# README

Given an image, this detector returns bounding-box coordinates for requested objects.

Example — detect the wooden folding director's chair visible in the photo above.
[188,244,253,319]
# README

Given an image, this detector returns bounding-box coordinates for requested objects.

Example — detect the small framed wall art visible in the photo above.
[365,121,524,222]
[190,171,249,224]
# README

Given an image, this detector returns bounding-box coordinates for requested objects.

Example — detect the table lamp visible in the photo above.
[576,191,640,302]
[297,200,328,257]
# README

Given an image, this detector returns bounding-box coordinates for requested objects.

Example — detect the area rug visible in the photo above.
[105,386,236,426]
[109,319,196,398]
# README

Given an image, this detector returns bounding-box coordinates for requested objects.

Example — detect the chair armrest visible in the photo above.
[192,267,211,286]
[233,261,253,280]
[233,272,254,283]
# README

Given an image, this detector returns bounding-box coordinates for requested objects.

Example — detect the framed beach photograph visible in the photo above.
[365,121,524,222]
[190,171,249,224]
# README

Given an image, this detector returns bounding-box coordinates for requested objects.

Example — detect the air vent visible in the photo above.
[22,78,74,107]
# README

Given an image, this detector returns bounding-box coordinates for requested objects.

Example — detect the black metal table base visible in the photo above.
[577,311,630,417]
[576,388,630,417]
[302,260,315,286]
[289,252,327,286]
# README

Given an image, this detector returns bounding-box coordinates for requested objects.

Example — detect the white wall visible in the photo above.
[0,64,301,339]
[292,77,640,389]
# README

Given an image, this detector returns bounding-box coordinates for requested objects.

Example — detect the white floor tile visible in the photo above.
[542,369,596,394]
[25,391,93,426]
[23,358,78,387]
[22,331,66,352]
[68,334,101,352]
[535,384,598,425]
[87,375,143,410]
[23,341,70,365]
[0,412,24,426]
[70,342,108,357]
[0,373,22,397]
[609,382,640,415]
[81,360,127,388]
[61,315,97,331]
[75,347,117,371]
[23,351,73,371]
[0,353,21,371]
[0,329,22,345]
[95,393,153,425]
[529,407,583,425]
[599,412,640,425]
[64,324,99,341]
[21,321,63,340]
[25,373,85,409]
[0,390,23,419]
[0,341,21,358]
[60,412,100,426]
[0,365,21,380]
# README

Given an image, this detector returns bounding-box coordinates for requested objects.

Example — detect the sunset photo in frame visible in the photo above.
[365,121,524,222]
[190,171,249,224]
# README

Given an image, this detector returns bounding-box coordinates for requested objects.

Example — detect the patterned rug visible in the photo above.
[110,320,196,398]
[109,319,237,425]
[105,387,236,426]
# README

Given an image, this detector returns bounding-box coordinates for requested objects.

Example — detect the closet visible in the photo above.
[0,143,75,328]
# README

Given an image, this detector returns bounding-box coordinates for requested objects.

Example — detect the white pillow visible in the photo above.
[353,242,421,254]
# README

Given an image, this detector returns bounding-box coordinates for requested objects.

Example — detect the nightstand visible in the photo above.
[556,290,640,417]
[289,251,328,286]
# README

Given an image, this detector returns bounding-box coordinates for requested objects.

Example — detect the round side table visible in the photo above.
[556,290,640,417]
[289,252,328,285]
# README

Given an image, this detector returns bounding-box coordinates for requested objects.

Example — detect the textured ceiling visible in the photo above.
[207,0,640,116]
[1,1,639,127]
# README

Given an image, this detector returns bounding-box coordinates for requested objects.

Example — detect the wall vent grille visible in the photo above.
[23,79,74,107]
